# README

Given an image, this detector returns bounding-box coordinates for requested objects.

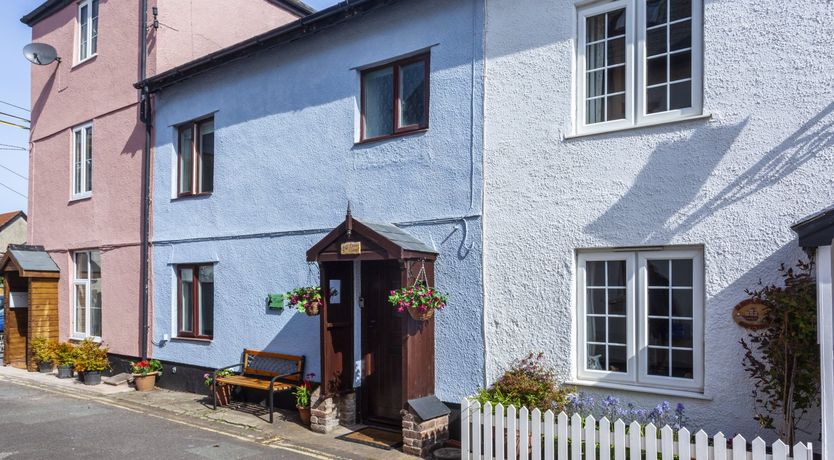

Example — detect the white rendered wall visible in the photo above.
[483,0,834,440]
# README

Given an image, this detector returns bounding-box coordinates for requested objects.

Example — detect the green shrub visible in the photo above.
[53,342,78,366]
[473,352,573,412]
[73,338,110,373]
[30,337,56,364]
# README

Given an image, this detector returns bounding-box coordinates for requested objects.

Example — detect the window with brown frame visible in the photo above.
[177,118,214,196]
[176,264,214,339]
[360,53,430,142]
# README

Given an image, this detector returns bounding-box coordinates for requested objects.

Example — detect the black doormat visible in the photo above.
[336,427,403,450]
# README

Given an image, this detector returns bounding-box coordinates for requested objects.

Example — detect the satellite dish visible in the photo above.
[23,43,60,66]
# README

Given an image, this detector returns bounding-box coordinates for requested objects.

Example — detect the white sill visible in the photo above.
[69,335,101,343]
[565,113,713,140]
[566,379,712,401]
[72,54,97,69]
[69,193,92,202]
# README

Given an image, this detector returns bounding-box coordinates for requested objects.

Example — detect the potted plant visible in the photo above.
[388,282,448,321]
[30,337,56,373]
[280,286,336,316]
[293,373,316,426]
[54,342,77,379]
[130,359,163,392]
[204,370,234,406]
[73,338,110,385]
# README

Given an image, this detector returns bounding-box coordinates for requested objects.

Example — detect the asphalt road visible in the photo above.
[0,380,313,459]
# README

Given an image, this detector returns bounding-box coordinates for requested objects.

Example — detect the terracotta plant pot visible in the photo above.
[56,364,74,379]
[297,406,312,426]
[214,383,232,406]
[37,361,54,373]
[304,301,321,316]
[408,307,434,321]
[133,372,158,392]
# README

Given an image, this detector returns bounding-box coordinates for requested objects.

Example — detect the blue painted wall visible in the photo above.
[151,0,485,402]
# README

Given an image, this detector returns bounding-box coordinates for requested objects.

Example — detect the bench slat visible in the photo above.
[216,375,295,391]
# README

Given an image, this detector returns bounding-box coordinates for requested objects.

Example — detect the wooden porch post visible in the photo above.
[817,244,834,460]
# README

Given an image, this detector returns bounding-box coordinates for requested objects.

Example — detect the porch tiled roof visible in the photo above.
[360,220,437,254]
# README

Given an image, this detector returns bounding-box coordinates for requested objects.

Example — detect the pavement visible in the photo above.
[0,366,413,459]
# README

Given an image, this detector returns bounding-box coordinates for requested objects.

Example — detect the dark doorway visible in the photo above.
[361,260,403,426]
[320,261,354,394]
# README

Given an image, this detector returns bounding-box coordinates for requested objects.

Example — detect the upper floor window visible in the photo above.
[576,0,702,135]
[177,118,214,197]
[576,248,704,392]
[177,264,214,340]
[77,0,99,63]
[72,250,102,340]
[72,123,92,199]
[360,53,430,142]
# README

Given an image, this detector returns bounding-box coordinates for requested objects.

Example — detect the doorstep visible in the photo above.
[0,365,133,395]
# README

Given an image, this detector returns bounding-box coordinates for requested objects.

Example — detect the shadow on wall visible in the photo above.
[586,102,834,244]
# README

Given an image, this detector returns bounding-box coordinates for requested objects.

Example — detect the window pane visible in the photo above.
[90,251,101,280]
[399,60,426,127]
[608,317,627,344]
[587,98,605,124]
[179,127,193,194]
[76,252,89,279]
[180,268,193,332]
[647,86,668,113]
[91,0,99,55]
[587,261,606,286]
[647,27,667,56]
[648,288,669,316]
[586,14,605,42]
[198,120,214,193]
[669,81,692,109]
[648,347,670,376]
[607,260,626,286]
[587,344,606,371]
[608,345,627,373]
[647,56,668,86]
[671,319,693,347]
[90,279,102,337]
[606,95,625,121]
[607,9,626,37]
[608,288,627,315]
[198,266,214,337]
[671,350,693,378]
[362,67,394,139]
[646,0,667,27]
[647,259,670,286]
[74,131,83,195]
[75,284,87,334]
[79,5,89,60]
[587,70,605,98]
[671,259,693,286]
[649,318,669,346]
[85,127,92,192]
[669,51,692,81]
[607,66,626,93]
[588,316,607,342]
[669,20,691,51]
[587,43,605,70]
[671,289,693,317]
[670,0,692,21]
[587,288,606,314]
[607,38,626,65]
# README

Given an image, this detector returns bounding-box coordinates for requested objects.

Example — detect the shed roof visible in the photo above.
[792,204,834,248]
[1,244,60,274]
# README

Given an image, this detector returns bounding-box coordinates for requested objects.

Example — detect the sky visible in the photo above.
[0,0,339,216]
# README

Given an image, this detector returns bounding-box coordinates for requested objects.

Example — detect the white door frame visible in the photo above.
[816,244,834,460]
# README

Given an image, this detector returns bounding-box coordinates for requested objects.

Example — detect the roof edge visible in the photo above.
[267,0,317,16]
[791,205,834,248]
[21,0,73,27]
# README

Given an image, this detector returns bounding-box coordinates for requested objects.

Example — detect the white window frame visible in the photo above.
[71,250,101,341]
[576,248,704,392]
[575,0,703,135]
[76,0,98,64]
[71,122,93,200]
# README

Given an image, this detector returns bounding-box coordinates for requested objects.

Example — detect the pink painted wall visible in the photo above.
[27,0,303,357]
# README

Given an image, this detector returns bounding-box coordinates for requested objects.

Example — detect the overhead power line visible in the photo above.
[0,180,26,198]
[0,119,30,130]
[0,111,30,123]
[0,144,27,151]
[0,163,27,181]
[0,100,30,113]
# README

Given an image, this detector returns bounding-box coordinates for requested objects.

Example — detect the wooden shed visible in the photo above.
[1,245,60,370]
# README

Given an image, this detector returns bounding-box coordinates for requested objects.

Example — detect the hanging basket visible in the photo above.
[304,300,321,316]
[407,307,435,322]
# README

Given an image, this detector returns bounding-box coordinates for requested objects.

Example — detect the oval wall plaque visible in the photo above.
[733,299,770,330]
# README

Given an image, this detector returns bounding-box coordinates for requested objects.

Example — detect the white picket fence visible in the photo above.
[461,399,814,460]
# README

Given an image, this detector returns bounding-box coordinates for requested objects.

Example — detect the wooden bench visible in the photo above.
[211,349,304,423]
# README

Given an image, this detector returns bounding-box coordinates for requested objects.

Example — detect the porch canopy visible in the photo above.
[1,245,60,370]
[792,206,834,460]
[307,209,439,420]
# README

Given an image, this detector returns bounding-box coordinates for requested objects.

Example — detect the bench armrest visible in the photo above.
[269,371,303,387]
[213,363,244,381]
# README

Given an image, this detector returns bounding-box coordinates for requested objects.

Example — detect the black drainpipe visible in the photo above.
[139,0,150,359]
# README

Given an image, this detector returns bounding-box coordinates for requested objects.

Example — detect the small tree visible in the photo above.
[740,260,819,446]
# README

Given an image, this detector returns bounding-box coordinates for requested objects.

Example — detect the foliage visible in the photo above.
[740,260,819,446]
[388,282,448,316]
[53,342,78,366]
[30,337,56,364]
[565,392,688,431]
[73,338,110,373]
[279,286,332,313]
[473,353,572,412]
[203,369,234,387]
[293,373,317,408]
[130,359,163,376]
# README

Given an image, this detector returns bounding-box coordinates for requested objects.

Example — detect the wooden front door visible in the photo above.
[321,262,354,394]
[361,260,403,425]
